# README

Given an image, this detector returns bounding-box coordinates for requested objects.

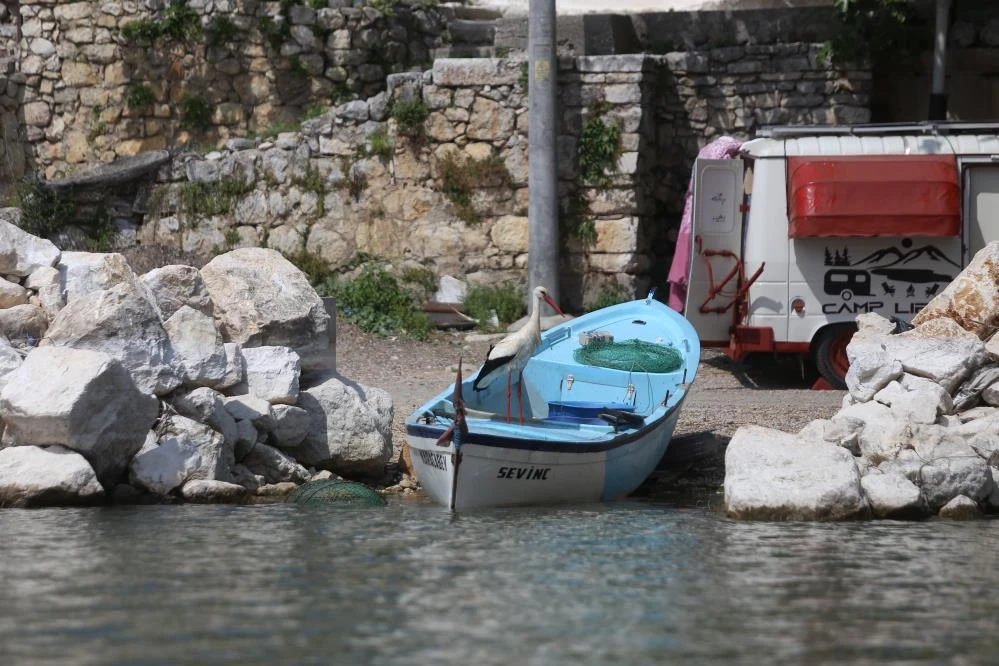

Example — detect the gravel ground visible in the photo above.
[333,315,845,491]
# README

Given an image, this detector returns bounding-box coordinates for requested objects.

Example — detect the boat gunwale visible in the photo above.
[405,396,686,454]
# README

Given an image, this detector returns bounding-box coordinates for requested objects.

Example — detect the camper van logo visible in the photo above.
[822,243,958,315]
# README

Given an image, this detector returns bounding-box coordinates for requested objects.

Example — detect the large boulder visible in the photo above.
[141,264,214,319]
[162,305,228,387]
[724,425,869,520]
[0,303,48,341]
[267,404,311,449]
[295,374,393,477]
[58,251,137,302]
[241,440,311,484]
[170,387,239,448]
[882,318,989,393]
[236,346,301,405]
[129,435,202,496]
[0,347,158,486]
[0,445,104,507]
[200,248,331,369]
[0,216,60,276]
[912,241,999,337]
[42,280,183,395]
[859,471,927,519]
[158,413,234,483]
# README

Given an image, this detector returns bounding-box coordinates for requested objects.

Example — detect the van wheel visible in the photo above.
[814,324,856,390]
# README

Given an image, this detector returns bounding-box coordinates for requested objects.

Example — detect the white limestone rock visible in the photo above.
[158,414,234,483]
[837,400,911,463]
[0,445,104,507]
[855,312,896,336]
[200,248,331,370]
[0,344,23,394]
[910,429,995,510]
[42,281,183,395]
[58,251,137,302]
[28,265,65,316]
[937,494,981,520]
[235,346,301,405]
[797,416,863,456]
[860,471,927,519]
[179,479,248,503]
[0,277,29,309]
[0,347,158,486]
[845,344,902,404]
[129,435,201,496]
[295,373,393,477]
[162,305,228,387]
[233,419,258,458]
[141,264,214,319]
[0,217,60,277]
[241,440,311,484]
[267,404,311,449]
[0,303,48,341]
[912,241,999,337]
[883,318,990,393]
[723,424,868,521]
[216,342,246,390]
[223,394,274,428]
[170,387,239,449]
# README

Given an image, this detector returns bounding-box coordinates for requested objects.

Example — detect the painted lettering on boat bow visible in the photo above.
[496,466,551,480]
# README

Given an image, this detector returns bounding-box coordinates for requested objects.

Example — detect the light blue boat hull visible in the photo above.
[405,297,700,510]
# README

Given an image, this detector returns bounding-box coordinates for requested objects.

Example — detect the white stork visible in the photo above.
[472,285,563,423]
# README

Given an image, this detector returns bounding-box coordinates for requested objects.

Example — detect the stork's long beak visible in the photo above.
[544,294,564,317]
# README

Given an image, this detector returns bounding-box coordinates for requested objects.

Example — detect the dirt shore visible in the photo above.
[333,315,845,491]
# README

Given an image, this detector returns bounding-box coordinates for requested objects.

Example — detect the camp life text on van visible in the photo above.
[682,122,999,389]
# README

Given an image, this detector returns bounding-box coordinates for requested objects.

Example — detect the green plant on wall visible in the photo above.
[9,179,115,250]
[820,0,922,65]
[292,163,328,216]
[179,93,213,131]
[578,104,622,188]
[390,98,429,140]
[365,127,393,160]
[177,177,254,222]
[560,195,596,244]
[205,15,241,47]
[126,83,156,109]
[120,0,202,44]
[368,0,399,17]
[438,152,512,225]
[338,160,367,203]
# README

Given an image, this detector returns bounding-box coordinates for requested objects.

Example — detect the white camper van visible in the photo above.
[684,122,999,388]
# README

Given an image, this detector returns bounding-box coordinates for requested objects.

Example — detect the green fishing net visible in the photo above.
[287,480,387,507]
[573,338,683,373]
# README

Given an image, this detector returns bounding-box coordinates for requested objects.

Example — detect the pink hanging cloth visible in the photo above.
[666,136,743,313]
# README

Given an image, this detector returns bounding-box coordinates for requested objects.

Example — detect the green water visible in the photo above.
[0,499,996,665]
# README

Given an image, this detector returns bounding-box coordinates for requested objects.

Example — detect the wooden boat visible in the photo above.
[405,295,701,510]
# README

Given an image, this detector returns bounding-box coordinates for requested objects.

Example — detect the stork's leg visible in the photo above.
[518,370,524,425]
[505,371,512,422]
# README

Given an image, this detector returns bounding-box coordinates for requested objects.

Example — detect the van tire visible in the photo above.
[814,324,856,390]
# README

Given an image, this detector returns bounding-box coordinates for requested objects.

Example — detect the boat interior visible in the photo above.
[413,303,699,439]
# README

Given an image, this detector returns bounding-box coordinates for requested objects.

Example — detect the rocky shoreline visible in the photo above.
[0,212,395,508]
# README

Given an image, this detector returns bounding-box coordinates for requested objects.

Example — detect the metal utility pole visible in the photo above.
[928,0,951,120]
[527,0,560,312]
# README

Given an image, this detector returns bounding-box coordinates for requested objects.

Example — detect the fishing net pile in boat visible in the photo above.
[287,480,387,507]
[573,338,683,373]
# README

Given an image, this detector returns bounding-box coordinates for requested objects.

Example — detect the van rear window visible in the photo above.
[787,155,960,238]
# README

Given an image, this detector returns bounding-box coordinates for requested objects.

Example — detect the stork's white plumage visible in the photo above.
[472,285,563,423]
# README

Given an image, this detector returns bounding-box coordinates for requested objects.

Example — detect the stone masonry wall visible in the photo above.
[138,52,870,310]
[12,0,446,179]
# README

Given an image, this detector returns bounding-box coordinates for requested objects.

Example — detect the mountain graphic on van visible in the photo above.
[852,245,960,270]
[850,244,958,285]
